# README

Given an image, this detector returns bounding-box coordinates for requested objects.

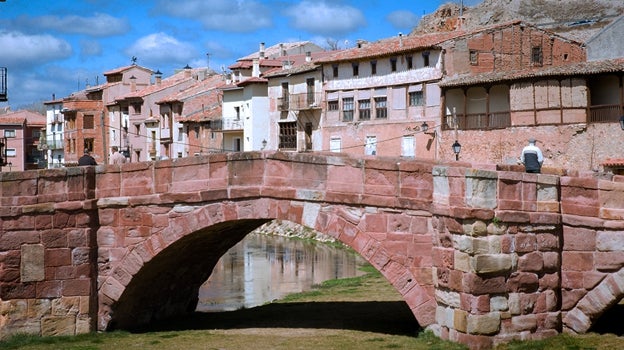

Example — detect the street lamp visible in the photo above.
[452,140,461,161]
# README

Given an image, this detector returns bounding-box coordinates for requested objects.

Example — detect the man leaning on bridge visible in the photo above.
[520,137,543,173]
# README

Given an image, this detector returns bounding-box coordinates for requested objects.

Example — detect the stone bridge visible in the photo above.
[1,151,623,349]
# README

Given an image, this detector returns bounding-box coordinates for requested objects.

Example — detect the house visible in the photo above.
[50,64,153,165]
[157,72,227,157]
[0,109,46,171]
[109,66,205,162]
[315,31,462,158]
[439,21,623,170]
[264,50,339,152]
[42,97,64,168]
[60,89,105,165]
[219,42,325,152]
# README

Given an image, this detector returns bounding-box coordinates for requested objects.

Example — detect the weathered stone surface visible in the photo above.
[21,244,45,282]
[41,315,76,336]
[467,312,501,335]
[1,151,624,349]
[473,254,512,274]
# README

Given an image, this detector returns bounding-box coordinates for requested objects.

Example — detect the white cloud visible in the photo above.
[387,10,420,30]
[125,33,199,67]
[0,31,72,68]
[16,13,130,37]
[80,40,103,57]
[155,0,272,32]
[284,1,366,36]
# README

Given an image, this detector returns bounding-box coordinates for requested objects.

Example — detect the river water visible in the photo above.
[196,233,367,312]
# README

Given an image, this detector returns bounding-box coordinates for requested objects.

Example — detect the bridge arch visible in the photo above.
[97,198,437,331]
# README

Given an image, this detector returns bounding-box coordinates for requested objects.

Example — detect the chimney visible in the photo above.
[399,33,403,48]
[183,64,192,78]
[252,58,260,77]
[280,43,286,56]
[259,42,265,59]
[155,70,162,85]
[305,51,312,62]
[129,75,137,92]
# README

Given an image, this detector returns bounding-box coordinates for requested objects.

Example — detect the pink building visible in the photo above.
[0,109,46,172]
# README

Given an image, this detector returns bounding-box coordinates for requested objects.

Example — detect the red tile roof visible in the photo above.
[315,31,462,64]
[602,158,624,167]
[0,110,46,126]
[103,64,153,76]
[117,69,199,100]
[440,58,624,87]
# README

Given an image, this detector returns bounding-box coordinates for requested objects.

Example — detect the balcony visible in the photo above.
[589,104,623,123]
[444,112,511,130]
[160,128,171,140]
[0,67,6,102]
[278,92,322,111]
[46,140,64,150]
[210,118,244,131]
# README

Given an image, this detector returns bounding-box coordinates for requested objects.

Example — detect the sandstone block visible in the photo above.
[467,312,501,335]
[473,254,512,275]
[596,231,624,251]
[21,244,45,282]
[454,309,468,333]
[41,315,76,336]
[490,296,508,312]
[511,314,537,332]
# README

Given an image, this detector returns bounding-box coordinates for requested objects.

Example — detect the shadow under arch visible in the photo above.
[564,266,624,334]
[107,219,271,330]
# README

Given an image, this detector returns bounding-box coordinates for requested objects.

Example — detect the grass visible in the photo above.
[1,265,622,350]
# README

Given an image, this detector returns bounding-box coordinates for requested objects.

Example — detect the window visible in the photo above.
[390,58,397,72]
[371,61,377,75]
[279,122,297,149]
[6,148,16,157]
[211,131,216,140]
[365,136,377,156]
[532,46,543,66]
[132,103,142,114]
[470,50,478,65]
[375,97,387,119]
[194,126,200,138]
[178,127,183,141]
[358,99,371,120]
[422,52,430,67]
[83,114,94,129]
[409,91,424,106]
[330,137,341,153]
[342,97,354,121]
[84,138,94,152]
[406,56,413,69]
[332,64,338,77]
[4,129,15,138]
[135,124,140,134]
[401,136,415,157]
[328,100,339,111]
[352,63,359,76]
[234,106,241,119]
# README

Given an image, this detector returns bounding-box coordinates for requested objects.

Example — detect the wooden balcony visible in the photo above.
[444,112,511,130]
[589,104,623,123]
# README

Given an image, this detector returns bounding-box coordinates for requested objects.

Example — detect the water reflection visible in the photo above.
[197,233,367,312]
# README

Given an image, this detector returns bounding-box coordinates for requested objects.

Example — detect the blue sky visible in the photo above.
[0,0,480,109]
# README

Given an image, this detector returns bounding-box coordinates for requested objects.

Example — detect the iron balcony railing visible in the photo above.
[209,118,244,131]
[278,92,322,111]
[47,140,64,150]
